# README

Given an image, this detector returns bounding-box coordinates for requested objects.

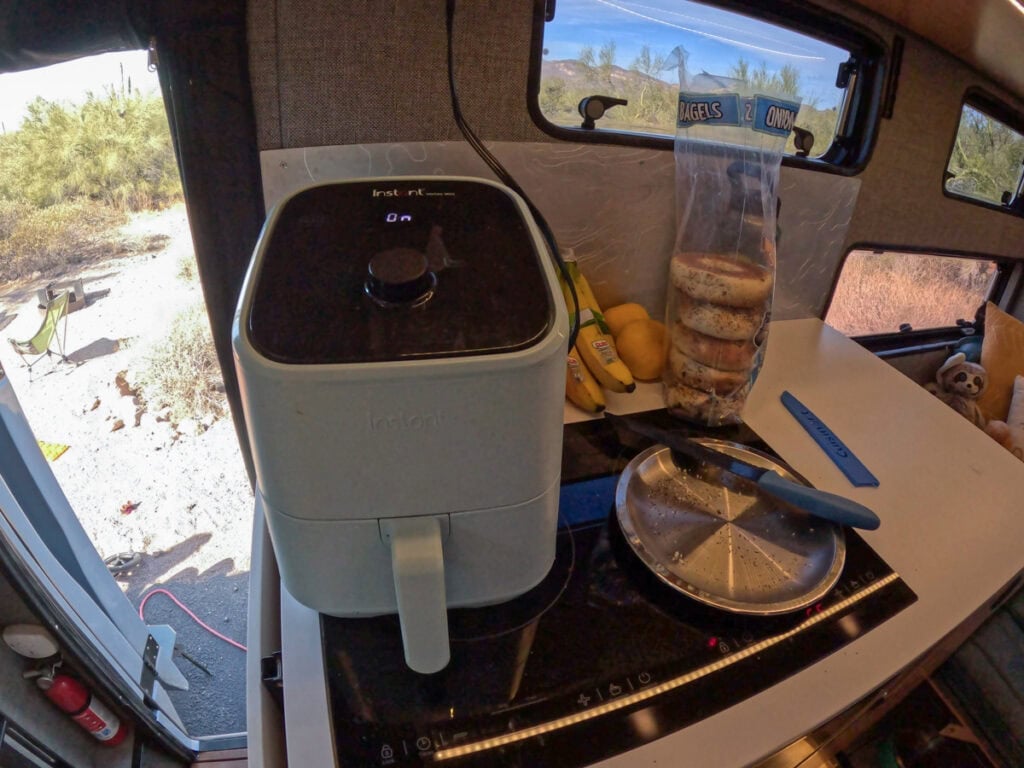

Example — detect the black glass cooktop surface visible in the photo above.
[320,413,916,767]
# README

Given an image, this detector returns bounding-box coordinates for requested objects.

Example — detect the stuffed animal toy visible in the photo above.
[984,375,1024,462]
[925,352,988,428]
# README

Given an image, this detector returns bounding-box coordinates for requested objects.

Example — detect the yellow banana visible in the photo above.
[566,347,606,413]
[560,261,636,393]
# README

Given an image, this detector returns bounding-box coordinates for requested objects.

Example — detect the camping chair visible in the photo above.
[7,291,70,380]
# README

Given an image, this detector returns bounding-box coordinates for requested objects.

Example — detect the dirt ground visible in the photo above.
[0,204,254,586]
[1,205,254,733]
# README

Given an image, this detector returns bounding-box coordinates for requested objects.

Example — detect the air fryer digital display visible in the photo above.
[248,180,555,364]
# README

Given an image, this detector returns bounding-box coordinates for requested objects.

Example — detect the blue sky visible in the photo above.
[0,51,156,133]
[543,0,847,108]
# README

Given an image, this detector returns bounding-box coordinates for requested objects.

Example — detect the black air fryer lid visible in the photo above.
[248,180,555,364]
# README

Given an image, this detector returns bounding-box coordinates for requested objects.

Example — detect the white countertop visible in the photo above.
[591,318,1024,767]
[255,318,1024,768]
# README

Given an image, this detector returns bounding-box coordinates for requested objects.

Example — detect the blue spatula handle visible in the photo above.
[758,471,881,530]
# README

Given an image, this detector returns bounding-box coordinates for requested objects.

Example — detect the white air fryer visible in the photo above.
[233,177,568,673]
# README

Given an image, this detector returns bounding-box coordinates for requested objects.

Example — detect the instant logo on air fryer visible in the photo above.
[371,187,456,198]
[367,409,445,432]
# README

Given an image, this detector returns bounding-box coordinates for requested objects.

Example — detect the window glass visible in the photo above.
[945,103,1024,207]
[825,250,998,336]
[539,0,853,157]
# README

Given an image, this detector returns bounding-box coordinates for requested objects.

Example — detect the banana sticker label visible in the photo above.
[591,339,619,365]
[568,356,585,383]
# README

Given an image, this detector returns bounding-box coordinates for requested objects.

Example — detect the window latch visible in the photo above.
[792,126,815,157]
[834,57,859,140]
[578,96,628,130]
[835,59,857,89]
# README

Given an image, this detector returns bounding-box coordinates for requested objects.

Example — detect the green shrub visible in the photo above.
[0,199,31,241]
[0,200,127,282]
[139,303,225,424]
[0,88,181,211]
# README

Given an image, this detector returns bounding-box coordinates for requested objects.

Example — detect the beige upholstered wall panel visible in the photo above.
[798,0,1024,269]
[247,0,542,149]
[249,0,457,148]
[247,0,1024,317]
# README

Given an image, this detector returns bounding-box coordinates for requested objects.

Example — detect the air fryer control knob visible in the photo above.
[365,248,436,305]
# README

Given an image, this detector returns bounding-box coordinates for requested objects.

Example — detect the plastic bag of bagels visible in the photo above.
[665,46,801,426]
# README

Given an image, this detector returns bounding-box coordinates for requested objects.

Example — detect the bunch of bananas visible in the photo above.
[559,261,636,413]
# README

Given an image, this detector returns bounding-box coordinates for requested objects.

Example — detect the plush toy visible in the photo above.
[984,375,1024,462]
[925,352,988,428]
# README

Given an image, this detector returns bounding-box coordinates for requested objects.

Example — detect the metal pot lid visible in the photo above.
[615,440,845,615]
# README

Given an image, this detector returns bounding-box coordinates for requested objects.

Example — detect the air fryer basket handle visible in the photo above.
[383,516,450,674]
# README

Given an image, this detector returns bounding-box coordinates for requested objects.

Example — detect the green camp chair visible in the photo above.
[8,291,70,379]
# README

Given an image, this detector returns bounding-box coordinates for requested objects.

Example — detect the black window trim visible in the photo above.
[822,242,1010,345]
[527,0,889,176]
[942,88,1024,218]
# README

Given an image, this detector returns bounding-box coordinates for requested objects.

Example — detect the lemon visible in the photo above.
[616,319,668,380]
[603,303,650,338]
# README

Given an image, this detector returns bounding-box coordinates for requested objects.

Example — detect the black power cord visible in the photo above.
[444,0,580,352]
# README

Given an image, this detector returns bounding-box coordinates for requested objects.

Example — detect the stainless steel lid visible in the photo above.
[615,440,845,615]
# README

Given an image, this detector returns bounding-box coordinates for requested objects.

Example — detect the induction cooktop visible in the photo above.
[317,412,916,767]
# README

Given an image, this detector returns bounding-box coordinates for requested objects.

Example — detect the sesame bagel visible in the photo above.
[668,345,750,394]
[677,294,767,341]
[665,381,749,426]
[670,252,773,308]
[671,323,758,372]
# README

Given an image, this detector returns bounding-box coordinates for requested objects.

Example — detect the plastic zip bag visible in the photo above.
[665,47,801,426]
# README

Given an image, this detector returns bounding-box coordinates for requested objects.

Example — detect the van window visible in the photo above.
[825,249,998,337]
[536,0,868,161]
[945,99,1024,209]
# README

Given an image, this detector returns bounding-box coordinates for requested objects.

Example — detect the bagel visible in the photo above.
[668,345,749,394]
[676,294,766,341]
[670,252,773,308]
[671,323,759,372]
[665,381,749,426]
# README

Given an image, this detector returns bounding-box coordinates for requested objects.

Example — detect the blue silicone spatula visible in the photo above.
[605,413,880,531]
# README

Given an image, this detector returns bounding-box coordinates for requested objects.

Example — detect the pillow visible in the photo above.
[985,375,1024,461]
[1010,375,1024,426]
[979,302,1024,423]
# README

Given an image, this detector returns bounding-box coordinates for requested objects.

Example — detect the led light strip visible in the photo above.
[432,573,899,762]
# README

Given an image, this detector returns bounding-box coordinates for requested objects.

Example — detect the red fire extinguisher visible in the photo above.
[37,672,129,746]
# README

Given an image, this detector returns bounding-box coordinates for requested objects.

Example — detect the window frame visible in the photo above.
[822,243,1010,346]
[942,88,1024,218]
[527,0,890,175]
